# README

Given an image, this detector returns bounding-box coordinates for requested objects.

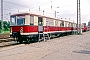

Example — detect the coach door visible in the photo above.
[38,17,43,33]
[38,17,43,41]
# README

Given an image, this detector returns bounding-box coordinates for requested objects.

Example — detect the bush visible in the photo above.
[0,20,10,33]
[0,29,1,33]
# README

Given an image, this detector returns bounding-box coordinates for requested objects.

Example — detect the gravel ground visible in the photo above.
[0,34,10,39]
[0,41,17,47]
[0,31,90,60]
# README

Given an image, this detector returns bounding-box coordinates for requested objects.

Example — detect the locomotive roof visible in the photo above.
[11,12,76,24]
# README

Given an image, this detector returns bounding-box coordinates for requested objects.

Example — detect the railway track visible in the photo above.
[0,38,18,47]
[0,34,18,47]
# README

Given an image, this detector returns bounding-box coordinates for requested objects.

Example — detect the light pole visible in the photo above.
[1,0,4,33]
[55,11,59,18]
[55,11,56,17]
[43,10,44,15]
[54,6,60,18]
[77,0,81,34]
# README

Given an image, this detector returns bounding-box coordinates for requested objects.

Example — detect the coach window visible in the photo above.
[50,19,54,26]
[71,23,73,27]
[60,21,64,27]
[68,22,70,27]
[62,21,64,27]
[10,16,16,25]
[55,20,58,26]
[30,16,34,25]
[46,18,49,26]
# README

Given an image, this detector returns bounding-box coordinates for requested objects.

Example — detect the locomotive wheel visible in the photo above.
[18,40,23,44]
[18,38,23,44]
[17,37,23,44]
[34,36,38,42]
[26,38,31,44]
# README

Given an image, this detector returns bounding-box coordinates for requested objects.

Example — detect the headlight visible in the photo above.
[20,27,23,33]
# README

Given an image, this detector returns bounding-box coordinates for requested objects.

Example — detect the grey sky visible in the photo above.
[0,0,90,24]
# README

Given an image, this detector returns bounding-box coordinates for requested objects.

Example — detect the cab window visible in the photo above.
[30,16,34,25]
[17,16,25,25]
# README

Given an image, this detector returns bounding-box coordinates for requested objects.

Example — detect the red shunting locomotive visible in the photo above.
[10,12,77,43]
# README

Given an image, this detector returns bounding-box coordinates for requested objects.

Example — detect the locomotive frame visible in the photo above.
[10,12,77,43]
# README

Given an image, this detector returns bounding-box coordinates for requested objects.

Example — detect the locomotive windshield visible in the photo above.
[10,16,16,26]
[10,16,25,26]
[17,16,25,25]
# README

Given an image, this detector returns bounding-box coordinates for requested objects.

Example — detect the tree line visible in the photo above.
[0,20,10,32]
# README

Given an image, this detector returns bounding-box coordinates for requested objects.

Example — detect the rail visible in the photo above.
[0,38,15,47]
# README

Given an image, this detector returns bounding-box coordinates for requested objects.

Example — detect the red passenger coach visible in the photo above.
[10,12,77,43]
[87,26,90,31]
[82,23,87,32]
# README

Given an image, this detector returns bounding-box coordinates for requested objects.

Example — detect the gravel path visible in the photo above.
[0,34,10,39]
[0,31,90,60]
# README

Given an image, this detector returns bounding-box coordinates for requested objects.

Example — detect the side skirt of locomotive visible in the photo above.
[10,30,77,44]
[10,32,39,43]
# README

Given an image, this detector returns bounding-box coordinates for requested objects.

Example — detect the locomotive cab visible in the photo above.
[10,14,27,43]
[10,12,77,43]
[10,14,26,38]
[10,13,44,43]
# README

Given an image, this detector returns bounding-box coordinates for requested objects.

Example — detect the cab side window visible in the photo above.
[30,16,34,25]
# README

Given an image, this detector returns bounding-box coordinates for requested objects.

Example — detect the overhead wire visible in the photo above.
[3,0,53,10]
[3,0,76,13]
[3,0,29,8]
[0,8,18,12]
[53,4,76,8]
[3,0,56,15]
[2,0,77,20]
[3,0,55,15]
[3,3,18,12]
